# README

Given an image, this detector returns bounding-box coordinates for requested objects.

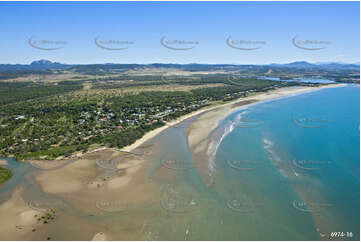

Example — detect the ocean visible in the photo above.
[209,84,360,240]
[132,84,360,240]
[0,85,359,240]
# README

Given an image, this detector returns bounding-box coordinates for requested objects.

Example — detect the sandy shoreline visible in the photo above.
[0,187,46,240]
[122,83,345,153]
[0,83,349,240]
[184,83,346,186]
[20,83,344,166]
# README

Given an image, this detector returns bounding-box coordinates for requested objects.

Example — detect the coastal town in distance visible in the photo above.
[0,1,359,241]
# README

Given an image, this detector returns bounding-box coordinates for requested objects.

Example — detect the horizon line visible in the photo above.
[1,60,360,66]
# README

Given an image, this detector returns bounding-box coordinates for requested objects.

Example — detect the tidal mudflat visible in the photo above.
[0,84,358,240]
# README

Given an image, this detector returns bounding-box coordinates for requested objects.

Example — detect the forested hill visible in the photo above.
[0,60,359,72]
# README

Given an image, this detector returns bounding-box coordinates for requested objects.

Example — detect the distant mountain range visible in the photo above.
[269,61,359,70]
[0,59,72,72]
[0,60,359,72]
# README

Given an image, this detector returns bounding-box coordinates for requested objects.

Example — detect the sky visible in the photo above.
[0,1,359,64]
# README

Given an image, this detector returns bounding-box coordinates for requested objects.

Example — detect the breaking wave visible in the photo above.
[206,112,245,178]
[262,137,292,178]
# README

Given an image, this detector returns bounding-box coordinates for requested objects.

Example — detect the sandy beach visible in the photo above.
[22,84,344,169]
[25,84,345,194]
[0,188,46,240]
[184,84,345,185]
[0,83,352,241]
[122,84,345,154]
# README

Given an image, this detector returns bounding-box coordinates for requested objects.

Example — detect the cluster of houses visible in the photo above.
[75,98,211,130]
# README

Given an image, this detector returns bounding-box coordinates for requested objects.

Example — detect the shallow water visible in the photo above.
[0,85,359,240]
[257,76,335,84]
[0,157,35,203]
[213,84,360,240]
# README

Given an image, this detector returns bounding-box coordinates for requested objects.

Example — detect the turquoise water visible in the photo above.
[0,85,358,240]
[258,76,335,83]
[0,158,35,203]
[294,78,335,84]
[214,85,359,240]
[136,85,359,240]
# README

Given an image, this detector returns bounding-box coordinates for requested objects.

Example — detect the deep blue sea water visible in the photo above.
[0,85,358,240]
[213,85,360,240]
[140,85,360,240]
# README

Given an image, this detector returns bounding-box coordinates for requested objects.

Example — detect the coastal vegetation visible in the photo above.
[0,166,12,184]
[0,82,82,105]
[0,64,344,161]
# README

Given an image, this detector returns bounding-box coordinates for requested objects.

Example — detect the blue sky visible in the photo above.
[0,1,359,64]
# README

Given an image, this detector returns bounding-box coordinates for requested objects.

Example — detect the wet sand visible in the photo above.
[22,84,343,170]
[34,149,148,194]
[186,84,345,185]
[0,187,46,240]
[0,83,346,240]
[188,84,344,152]
[123,84,345,154]
[17,147,162,240]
